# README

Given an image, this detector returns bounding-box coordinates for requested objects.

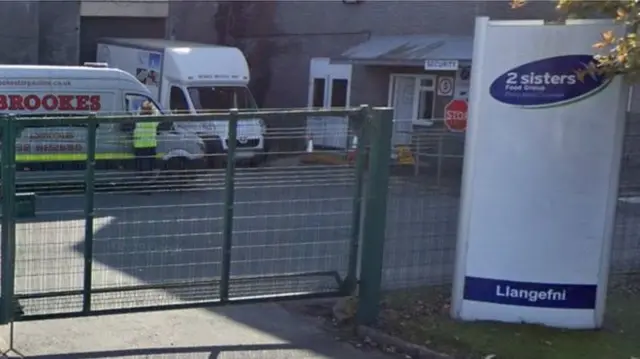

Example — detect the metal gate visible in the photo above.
[0,106,393,323]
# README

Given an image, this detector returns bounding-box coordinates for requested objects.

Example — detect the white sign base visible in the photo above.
[451,17,628,329]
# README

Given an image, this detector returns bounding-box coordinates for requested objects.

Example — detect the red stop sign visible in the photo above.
[444,99,468,132]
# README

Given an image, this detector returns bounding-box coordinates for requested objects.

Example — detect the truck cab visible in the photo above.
[96,38,267,167]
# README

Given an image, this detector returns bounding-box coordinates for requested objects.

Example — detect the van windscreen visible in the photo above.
[187,86,257,112]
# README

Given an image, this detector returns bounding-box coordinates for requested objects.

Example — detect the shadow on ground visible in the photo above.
[11,343,296,359]
[10,166,365,358]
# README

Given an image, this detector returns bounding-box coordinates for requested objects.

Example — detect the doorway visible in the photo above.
[388,74,436,147]
[307,58,352,149]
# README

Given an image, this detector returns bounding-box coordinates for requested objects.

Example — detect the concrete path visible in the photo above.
[0,302,392,359]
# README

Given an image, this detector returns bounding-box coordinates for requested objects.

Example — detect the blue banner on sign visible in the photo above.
[463,276,597,309]
[489,55,611,108]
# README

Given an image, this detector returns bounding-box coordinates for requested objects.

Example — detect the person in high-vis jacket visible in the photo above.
[133,101,159,178]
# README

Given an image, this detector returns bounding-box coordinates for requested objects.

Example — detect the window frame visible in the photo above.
[124,92,163,116]
[122,93,168,132]
[169,85,190,114]
[311,78,326,108]
[186,85,258,111]
[387,74,437,127]
[329,78,349,108]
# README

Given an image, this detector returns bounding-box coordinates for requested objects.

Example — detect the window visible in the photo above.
[170,86,189,113]
[417,89,435,121]
[420,78,434,88]
[388,74,436,127]
[312,78,326,107]
[187,86,257,112]
[122,94,165,132]
[330,79,348,107]
[125,93,161,116]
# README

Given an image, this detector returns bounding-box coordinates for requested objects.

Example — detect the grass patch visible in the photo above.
[377,275,640,359]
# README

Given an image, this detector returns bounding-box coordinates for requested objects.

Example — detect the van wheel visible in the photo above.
[249,152,268,167]
[164,157,194,187]
[248,142,269,167]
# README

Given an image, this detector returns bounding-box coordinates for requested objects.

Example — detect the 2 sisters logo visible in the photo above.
[489,55,612,108]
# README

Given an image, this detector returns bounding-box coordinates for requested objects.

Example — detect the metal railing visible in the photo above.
[0,106,394,325]
[4,105,637,333]
[382,112,640,299]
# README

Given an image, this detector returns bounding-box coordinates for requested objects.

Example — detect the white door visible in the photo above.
[389,75,416,147]
[307,58,352,149]
[388,75,436,147]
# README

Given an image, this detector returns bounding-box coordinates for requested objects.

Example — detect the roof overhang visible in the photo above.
[333,35,474,68]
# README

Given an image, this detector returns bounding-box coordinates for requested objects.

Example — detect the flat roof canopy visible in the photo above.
[334,35,473,67]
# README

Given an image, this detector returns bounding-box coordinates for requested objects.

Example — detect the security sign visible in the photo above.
[437,76,454,96]
[444,99,468,132]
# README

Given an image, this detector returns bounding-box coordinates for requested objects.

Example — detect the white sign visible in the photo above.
[455,65,471,98]
[424,59,459,71]
[451,17,627,330]
[437,77,454,96]
[454,87,469,99]
[457,65,471,83]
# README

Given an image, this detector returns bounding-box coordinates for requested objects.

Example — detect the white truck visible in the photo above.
[96,38,267,166]
[0,64,206,176]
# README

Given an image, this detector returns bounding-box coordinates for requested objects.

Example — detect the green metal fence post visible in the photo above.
[343,105,370,295]
[82,114,97,313]
[220,109,238,302]
[0,115,17,324]
[356,108,393,325]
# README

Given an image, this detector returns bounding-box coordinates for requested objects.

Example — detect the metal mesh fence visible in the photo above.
[382,119,463,290]
[9,109,363,317]
[612,112,640,275]
[227,111,360,300]
[382,113,640,292]
[11,108,640,320]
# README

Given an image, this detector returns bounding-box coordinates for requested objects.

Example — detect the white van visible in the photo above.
[0,64,206,173]
[96,38,267,166]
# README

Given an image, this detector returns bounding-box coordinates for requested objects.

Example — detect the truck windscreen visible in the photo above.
[187,86,257,112]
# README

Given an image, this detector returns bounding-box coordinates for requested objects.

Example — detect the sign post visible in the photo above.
[455,65,471,99]
[451,17,627,329]
[444,99,468,132]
